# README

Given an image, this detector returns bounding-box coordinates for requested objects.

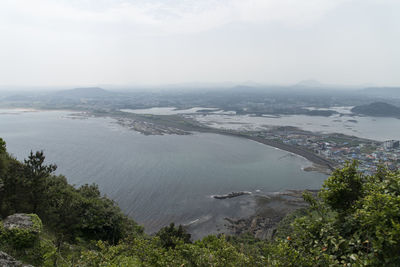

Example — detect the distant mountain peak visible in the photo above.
[70,87,107,93]
[54,87,112,98]
[294,79,324,88]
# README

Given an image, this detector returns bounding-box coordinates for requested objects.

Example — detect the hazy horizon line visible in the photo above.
[0,80,398,92]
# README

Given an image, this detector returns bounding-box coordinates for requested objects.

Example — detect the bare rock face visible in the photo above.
[2,214,41,234]
[1,214,42,249]
[0,251,33,267]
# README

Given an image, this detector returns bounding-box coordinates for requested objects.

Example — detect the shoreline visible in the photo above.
[59,109,337,174]
[205,130,336,172]
[246,136,336,171]
[6,107,335,173]
[95,110,337,173]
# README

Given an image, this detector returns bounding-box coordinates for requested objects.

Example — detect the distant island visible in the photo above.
[351,102,400,117]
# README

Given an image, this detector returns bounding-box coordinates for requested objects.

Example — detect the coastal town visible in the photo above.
[249,127,400,175]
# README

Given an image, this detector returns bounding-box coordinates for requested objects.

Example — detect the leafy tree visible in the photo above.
[0,138,8,209]
[319,160,364,213]
[43,175,85,245]
[156,223,191,249]
[24,151,57,214]
[352,169,400,264]
[78,183,101,198]
[0,159,31,216]
[270,162,400,266]
[0,138,7,174]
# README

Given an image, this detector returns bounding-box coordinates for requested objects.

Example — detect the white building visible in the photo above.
[383,140,400,150]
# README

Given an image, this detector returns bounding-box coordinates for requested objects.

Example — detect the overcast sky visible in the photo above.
[0,0,399,87]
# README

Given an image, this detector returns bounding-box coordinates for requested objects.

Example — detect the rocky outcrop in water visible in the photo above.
[213,191,251,199]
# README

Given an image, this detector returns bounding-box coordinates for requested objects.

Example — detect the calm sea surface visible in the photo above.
[0,109,326,234]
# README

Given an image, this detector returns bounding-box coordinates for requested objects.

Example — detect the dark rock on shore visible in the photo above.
[225,215,282,240]
[224,190,317,240]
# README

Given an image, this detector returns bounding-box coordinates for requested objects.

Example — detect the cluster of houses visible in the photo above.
[258,130,399,175]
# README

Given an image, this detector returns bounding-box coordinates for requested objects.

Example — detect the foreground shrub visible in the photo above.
[271,162,400,266]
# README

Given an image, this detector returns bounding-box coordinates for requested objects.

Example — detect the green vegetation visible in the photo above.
[1,137,400,266]
[0,214,42,249]
[0,138,143,265]
[352,102,400,117]
[324,136,365,147]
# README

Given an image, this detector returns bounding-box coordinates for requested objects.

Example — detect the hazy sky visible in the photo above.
[0,0,399,87]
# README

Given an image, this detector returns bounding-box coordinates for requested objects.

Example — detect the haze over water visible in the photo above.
[0,109,326,234]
